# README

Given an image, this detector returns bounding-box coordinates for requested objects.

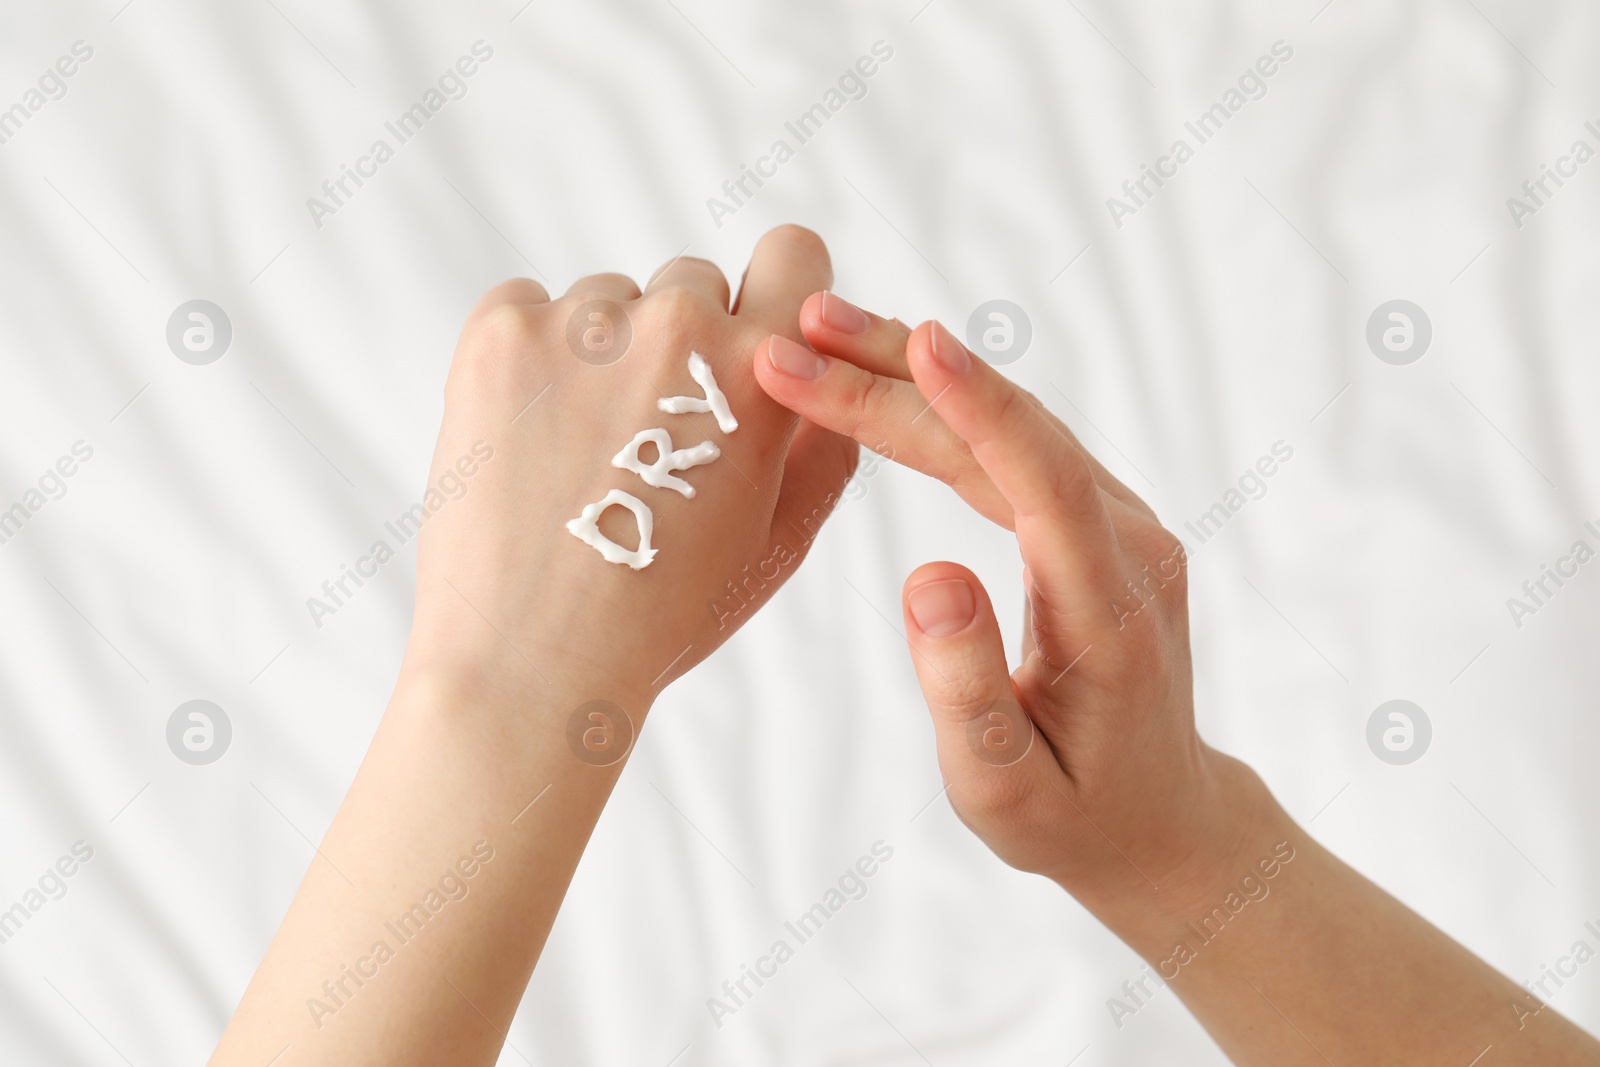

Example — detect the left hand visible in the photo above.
[403,228,860,714]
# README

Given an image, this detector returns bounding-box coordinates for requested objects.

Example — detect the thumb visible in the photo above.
[901,564,1065,840]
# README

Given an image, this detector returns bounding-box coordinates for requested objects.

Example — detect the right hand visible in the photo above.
[754,293,1279,917]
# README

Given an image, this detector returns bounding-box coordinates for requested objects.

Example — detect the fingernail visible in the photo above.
[930,322,971,375]
[908,578,976,637]
[820,291,870,334]
[766,335,828,380]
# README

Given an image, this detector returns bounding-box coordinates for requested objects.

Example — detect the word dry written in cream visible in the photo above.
[657,352,738,432]
[612,428,719,498]
[567,351,736,569]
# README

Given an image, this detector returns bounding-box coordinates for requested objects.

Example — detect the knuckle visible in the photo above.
[990,383,1030,428]
[467,302,541,354]
[1152,531,1189,590]
[1047,447,1103,520]
[678,256,727,282]
[983,386,1104,523]
[922,428,979,490]
[587,272,634,290]
[761,223,827,258]
[651,256,728,293]
[638,286,726,363]
[1127,526,1190,600]
[495,277,549,304]
[848,373,897,438]
[450,303,543,392]
[646,283,718,322]
[932,671,1002,719]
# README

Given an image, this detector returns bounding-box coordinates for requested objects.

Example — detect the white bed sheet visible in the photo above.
[2,0,1598,1063]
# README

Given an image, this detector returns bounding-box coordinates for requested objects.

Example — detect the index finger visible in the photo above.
[906,321,1125,620]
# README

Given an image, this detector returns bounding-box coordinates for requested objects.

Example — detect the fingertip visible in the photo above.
[751,336,787,400]
[905,559,977,590]
[930,321,975,375]
[899,565,1026,780]
[801,291,877,351]
[904,563,990,639]
[760,333,830,383]
[798,291,828,337]
[904,321,940,383]
[905,320,977,382]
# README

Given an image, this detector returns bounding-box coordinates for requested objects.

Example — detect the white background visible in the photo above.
[2,0,1598,1063]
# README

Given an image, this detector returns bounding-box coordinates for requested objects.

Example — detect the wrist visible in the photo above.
[1061,750,1301,959]
[391,636,655,758]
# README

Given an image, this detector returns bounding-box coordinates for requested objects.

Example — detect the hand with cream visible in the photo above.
[404,227,856,713]
[754,293,1600,1067]
[212,227,854,1066]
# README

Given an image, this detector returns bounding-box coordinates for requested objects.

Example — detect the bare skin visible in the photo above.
[210,226,853,1066]
[754,290,1600,1066]
[210,230,1598,1064]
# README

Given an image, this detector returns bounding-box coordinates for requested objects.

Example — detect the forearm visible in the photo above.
[213,230,838,1063]
[212,664,639,1066]
[1083,766,1600,1066]
[753,296,1600,1063]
